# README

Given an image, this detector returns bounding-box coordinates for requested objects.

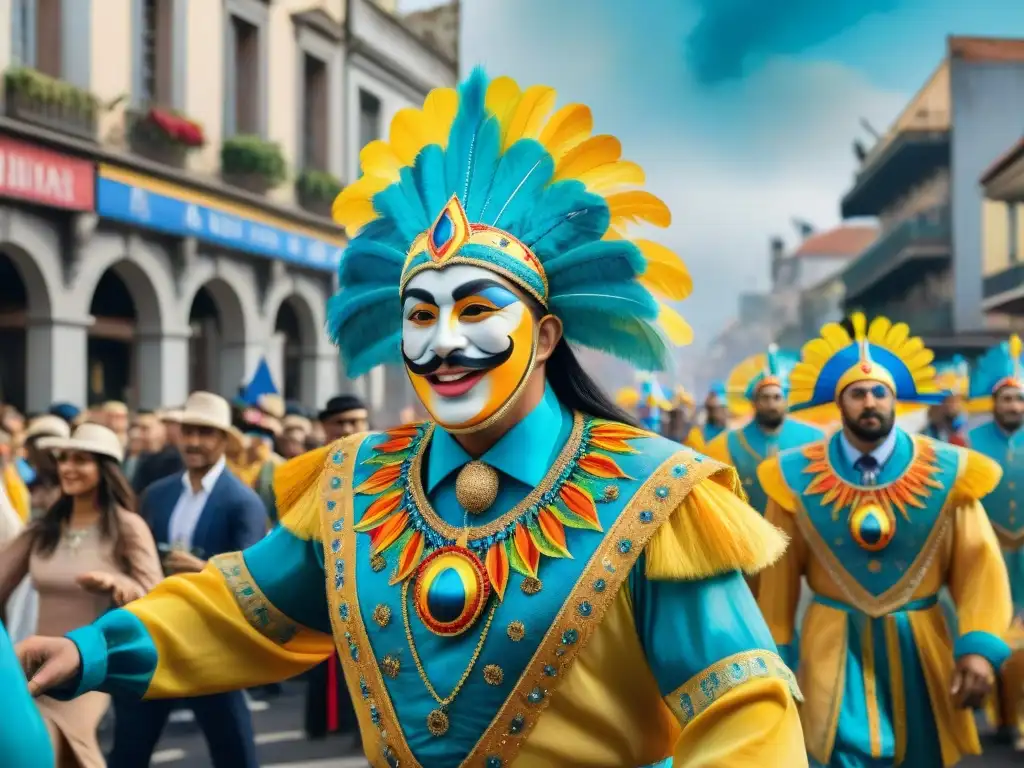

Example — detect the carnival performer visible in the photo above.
[18,69,806,767]
[924,355,970,446]
[705,344,824,516]
[757,313,1012,767]
[666,386,705,451]
[966,334,1024,750]
[702,382,729,442]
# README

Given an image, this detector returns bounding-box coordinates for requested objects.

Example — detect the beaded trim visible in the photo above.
[211,552,298,645]
[664,650,801,726]
[461,449,723,767]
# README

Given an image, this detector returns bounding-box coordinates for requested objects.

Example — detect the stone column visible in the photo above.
[24,313,91,412]
[305,346,340,411]
[135,326,191,409]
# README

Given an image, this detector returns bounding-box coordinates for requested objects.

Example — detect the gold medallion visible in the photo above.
[427,708,450,736]
[521,577,542,595]
[455,461,500,515]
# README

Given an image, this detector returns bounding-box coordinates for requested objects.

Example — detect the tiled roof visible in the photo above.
[792,226,877,258]
[949,36,1024,63]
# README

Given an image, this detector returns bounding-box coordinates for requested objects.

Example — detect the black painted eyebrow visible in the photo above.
[452,279,506,301]
[402,287,436,305]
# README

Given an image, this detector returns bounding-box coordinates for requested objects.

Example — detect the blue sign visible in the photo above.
[96,175,342,272]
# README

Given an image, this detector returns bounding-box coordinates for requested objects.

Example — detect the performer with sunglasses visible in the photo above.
[757,313,1012,767]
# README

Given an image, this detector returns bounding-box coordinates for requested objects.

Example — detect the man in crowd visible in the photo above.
[132,409,185,495]
[317,394,369,442]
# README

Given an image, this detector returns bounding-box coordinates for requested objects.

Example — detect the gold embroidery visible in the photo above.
[381,654,401,678]
[602,484,619,502]
[462,449,725,766]
[212,552,297,645]
[507,621,526,642]
[483,664,504,686]
[372,604,392,628]
[520,577,542,596]
[664,650,801,726]
[370,554,386,572]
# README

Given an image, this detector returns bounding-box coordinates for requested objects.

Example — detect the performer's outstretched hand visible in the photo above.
[15,637,81,697]
[950,654,995,709]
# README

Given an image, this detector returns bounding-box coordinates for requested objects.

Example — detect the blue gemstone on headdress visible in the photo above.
[432,211,454,250]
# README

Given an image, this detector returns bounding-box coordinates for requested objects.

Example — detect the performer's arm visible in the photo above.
[946,453,1013,669]
[641,470,806,766]
[754,458,805,668]
[0,619,52,767]
[58,447,337,699]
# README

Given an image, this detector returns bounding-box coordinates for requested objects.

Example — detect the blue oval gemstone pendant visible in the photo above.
[849,503,896,552]
[413,545,490,637]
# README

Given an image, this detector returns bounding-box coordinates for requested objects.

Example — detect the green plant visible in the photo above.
[221,135,287,186]
[296,169,343,204]
[4,67,100,116]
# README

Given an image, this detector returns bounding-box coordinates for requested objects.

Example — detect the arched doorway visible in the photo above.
[272,295,317,404]
[187,279,249,397]
[0,251,28,409]
[189,286,219,393]
[88,269,137,406]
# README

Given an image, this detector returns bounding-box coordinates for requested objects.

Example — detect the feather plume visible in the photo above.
[545,240,645,293]
[656,303,693,345]
[484,75,522,137]
[444,68,489,204]
[388,107,433,166]
[462,116,502,218]
[481,139,555,226]
[561,312,672,371]
[554,135,622,181]
[576,160,645,193]
[549,281,660,320]
[345,331,404,379]
[607,190,672,228]
[359,140,403,184]
[411,144,451,221]
[420,87,459,145]
[502,85,556,149]
[338,239,405,288]
[508,180,609,260]
[372,168,430,244]
[539,103,593,160]
[636,240,691,300]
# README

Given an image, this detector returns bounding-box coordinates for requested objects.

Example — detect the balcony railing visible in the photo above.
[842,209,951,300]
[860,109,950,169]
[3,67,98,141]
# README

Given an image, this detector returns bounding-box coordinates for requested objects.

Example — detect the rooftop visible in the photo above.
[792,226,877,258]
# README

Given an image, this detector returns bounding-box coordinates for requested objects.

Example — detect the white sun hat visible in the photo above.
[37,423,124,463]
[25,415,72,441]
[167,391,234,432]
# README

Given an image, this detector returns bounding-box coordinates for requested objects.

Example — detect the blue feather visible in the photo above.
[328,285,400,335]
[327,287,402,372]
[444,68,489,204]
[463,116,502,219]
[373,169,429,244]
[478,139,554,226]
[345,331,404,379]
[545,240,645,294]
[338,239,405,288]
[561,313,671,372]
[549,281,659,320]
[412,144,450,220]
[506,180,609,261]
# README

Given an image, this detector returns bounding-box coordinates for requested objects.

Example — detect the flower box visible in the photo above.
[296,169,343,218]
[4,67,98,141]
[221,135,287,195]
[127,107,204,168]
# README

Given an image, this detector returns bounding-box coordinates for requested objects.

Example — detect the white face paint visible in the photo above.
[401,264,536,430]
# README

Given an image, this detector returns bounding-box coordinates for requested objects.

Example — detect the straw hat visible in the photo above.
[25,415,72,441]
[38,423,124,463]
[166,392,233,432]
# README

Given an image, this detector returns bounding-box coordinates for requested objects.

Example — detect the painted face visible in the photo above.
[401,264,537,431]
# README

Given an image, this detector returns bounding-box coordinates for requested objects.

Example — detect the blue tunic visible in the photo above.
[0,619,53,767]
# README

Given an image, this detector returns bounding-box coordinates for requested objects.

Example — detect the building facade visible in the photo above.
[838,36,1024,356]
[980,135,1024,330]
[0,0,457,419]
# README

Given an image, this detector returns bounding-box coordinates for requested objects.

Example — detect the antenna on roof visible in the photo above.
[853,140,867,163]
[791,218,815,239]
[859,118,881,140]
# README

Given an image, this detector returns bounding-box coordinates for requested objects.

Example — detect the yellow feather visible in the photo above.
[868,316,893,342]
[1011,334,1022,360]
[421,87,459,145]
[553,135,622,181]
[332,176,389,232]
[883,322,909,348]
[636,240,691,300]
[850,312,867,340]
[607,190,672,228]
[575,160,645,192]
[485,76,522,138]
[615,387,640,407]
[602,227,624,240]
[358,140,403,184]
[502,85,556,149]
[538,103,593,160]
[388,107,434,166]
[656,303,693,345]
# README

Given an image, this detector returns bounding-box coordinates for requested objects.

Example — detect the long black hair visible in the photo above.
[32,454,136,568]
[545,339,640,427]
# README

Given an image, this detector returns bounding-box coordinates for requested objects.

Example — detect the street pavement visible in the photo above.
[98,680,1020,767]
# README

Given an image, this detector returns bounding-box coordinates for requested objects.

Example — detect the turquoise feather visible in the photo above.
[328,285,401,346]
[549,281,659,321]
[444,68,489,204]
[338,240,405,287]
[463,116,502,218]
[346,331,404,379]
[412,144,450,221]
[545,240,645,294]
[508,180,609,260]
[479,139,554,226]
[561,313,671,372]
[373,167,429,244]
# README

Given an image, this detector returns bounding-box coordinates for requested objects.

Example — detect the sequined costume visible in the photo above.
[51,70,806,767]
[757,313,1012,767]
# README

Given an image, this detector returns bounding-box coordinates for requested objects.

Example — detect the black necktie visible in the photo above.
[854,454,879,485]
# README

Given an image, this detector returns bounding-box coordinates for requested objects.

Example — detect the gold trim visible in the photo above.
[884,616,907,765]
[461,450,726,766]
[401,255,549,308]
[664,650,801,727]
[861,620,882,757]
[734,428,767,464]
[406,412,586,540]
[211,552,298,645]
[320,436,418,768]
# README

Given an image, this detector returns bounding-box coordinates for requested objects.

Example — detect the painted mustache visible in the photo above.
[404,343,514,376]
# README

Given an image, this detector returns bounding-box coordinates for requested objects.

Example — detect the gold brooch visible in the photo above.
[455,461,500,515]
[483,664,504,686]
[520,577,542,596]
[371,554,387,572]
[427,709,450,736]
[602,484,619,502]
[381,654,401,678]
[507,620,525,642]
[373,604,392,628]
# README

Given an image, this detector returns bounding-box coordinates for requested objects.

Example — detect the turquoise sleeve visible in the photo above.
[954,630,1012,670]
[0,619,53,767]
[58,609,158,699]
[629,558,785,695]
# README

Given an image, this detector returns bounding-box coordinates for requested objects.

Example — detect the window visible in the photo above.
[140,0,174,104]
[359,89,382,152]
[230,15,260,134]
[10,0,35,67]
[301,54,328,170]
[35,0,62,77]
[1010,203,1020,264]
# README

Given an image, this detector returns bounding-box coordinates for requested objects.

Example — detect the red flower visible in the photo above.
[146,107,205,148]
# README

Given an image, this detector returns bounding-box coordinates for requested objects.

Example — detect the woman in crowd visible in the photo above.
[0,423,162,768]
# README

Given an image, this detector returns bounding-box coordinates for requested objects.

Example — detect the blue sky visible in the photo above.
[397,0,1024,382]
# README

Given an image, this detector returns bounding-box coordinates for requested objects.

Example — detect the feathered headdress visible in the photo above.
[933,354,970,398]
[724,344,799,417]
[788,312,944,413]
[327,69,692,377]
[672,385,695,409]
[705,381,726,406]
[967,335,1023,412]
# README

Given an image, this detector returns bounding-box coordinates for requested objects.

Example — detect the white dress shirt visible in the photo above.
[839,428,897,484]
[168,456,226,549]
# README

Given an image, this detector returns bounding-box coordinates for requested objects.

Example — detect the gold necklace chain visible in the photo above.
[401,579,497,713]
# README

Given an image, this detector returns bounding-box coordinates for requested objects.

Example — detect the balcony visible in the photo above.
[841,120,949,219]
[3,67,98,142]
[984,261,1024,313]
[841,210,950,303]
